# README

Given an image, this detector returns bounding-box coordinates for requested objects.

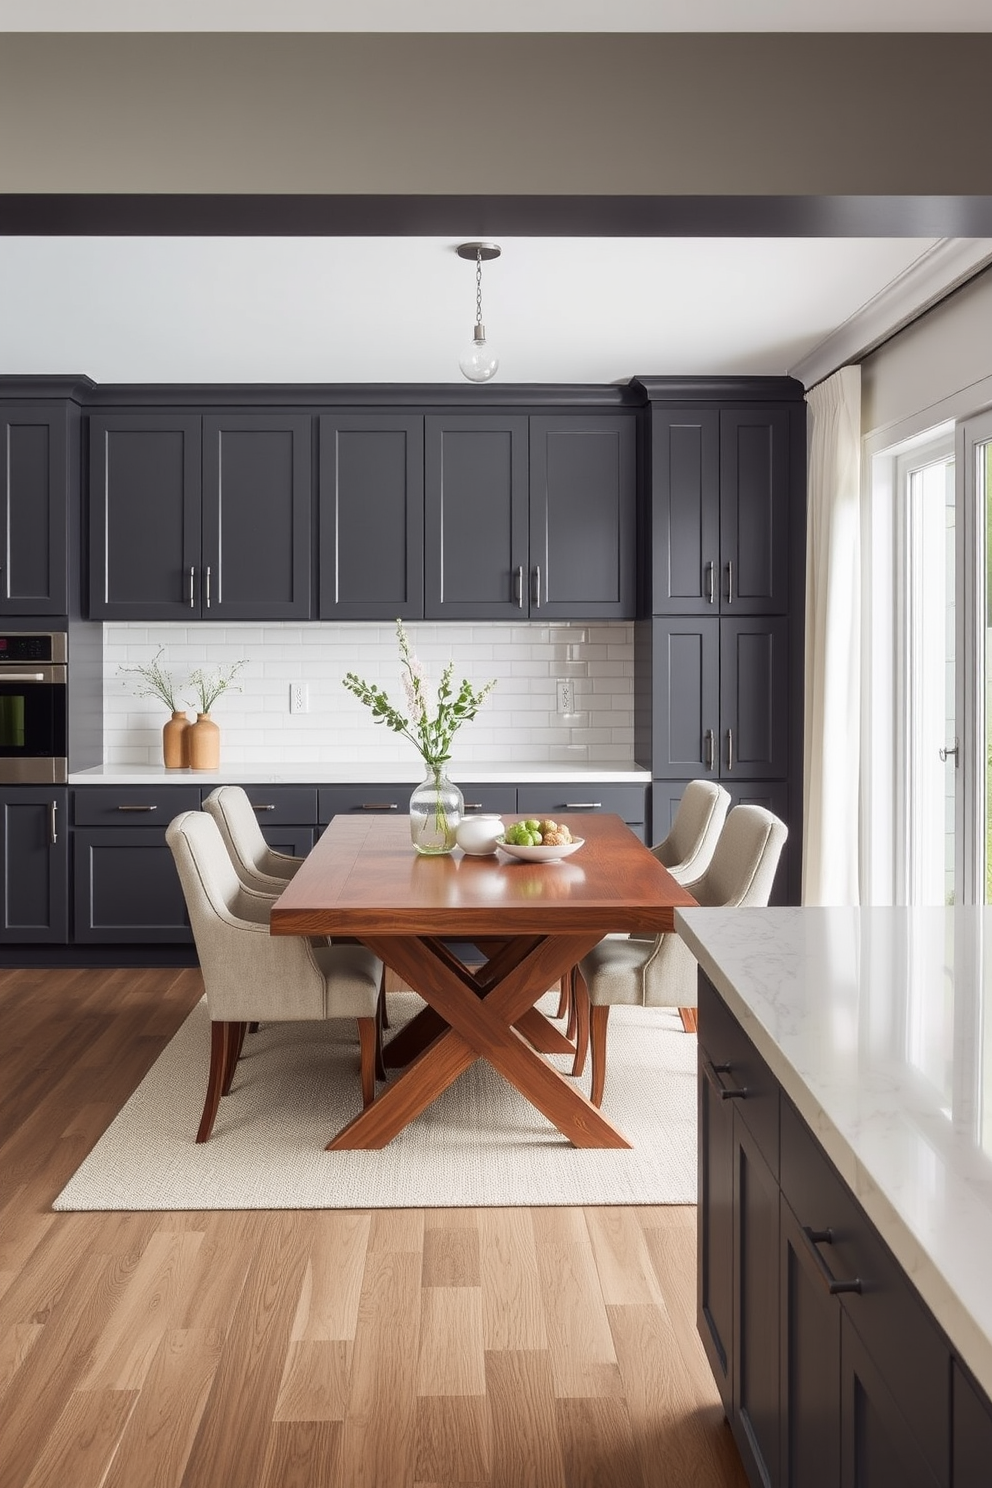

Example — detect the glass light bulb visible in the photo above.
[458,326,499,383]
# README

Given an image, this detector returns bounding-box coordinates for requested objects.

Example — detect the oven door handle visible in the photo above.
[0,672,47,682]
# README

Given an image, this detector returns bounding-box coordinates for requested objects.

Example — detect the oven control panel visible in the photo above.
[0,632,66,664]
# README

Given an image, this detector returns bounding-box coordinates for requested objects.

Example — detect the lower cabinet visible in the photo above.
[72,785,200,943]
[0,787,68,943]
[699,972,967,1488]
[516,783,648,842]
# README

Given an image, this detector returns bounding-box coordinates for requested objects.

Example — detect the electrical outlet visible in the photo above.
[290,682,309,715]
[556,679,574,716]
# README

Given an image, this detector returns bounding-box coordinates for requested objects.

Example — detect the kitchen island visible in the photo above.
[676,904,992,1488]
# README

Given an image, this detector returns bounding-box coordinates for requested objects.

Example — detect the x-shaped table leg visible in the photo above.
[325,931,632,1150]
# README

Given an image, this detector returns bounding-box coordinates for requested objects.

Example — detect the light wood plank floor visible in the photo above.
[0,965,748,1488]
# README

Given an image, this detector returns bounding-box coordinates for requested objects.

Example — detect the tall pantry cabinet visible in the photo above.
[634,377,806,904]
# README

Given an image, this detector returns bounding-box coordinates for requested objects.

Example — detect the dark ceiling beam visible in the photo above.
[4,195,992,237]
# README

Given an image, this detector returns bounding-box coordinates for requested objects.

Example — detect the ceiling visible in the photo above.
[2,11,987,387]
[1,1,989,30]
[1,234,974,388]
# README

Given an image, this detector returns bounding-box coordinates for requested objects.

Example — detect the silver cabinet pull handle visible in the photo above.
[116,804,158,811]
[514,565,524,608]
[939,739,960,766]
[49,799,58,845]
[727,727,734,772]
[563,801,601,809]
[359,802,399,811]
[801,1227,862,1296]
[705,560,715,604]
[462,802,484,811]
[726,558,733,604]
[189,565,196,608]
[532,565,541,607]
[252,803,276,812]
[705,728,715,771]
[205,565,212,609]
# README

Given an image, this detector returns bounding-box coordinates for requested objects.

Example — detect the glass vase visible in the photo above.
[409,764,463,855]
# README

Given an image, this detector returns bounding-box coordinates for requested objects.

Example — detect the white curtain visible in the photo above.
[803,365,862,905]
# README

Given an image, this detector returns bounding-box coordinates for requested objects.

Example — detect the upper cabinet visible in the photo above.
[88,411,311,620]
[0,402,71,616]
[651,405,791,615]
[424,411,636,620]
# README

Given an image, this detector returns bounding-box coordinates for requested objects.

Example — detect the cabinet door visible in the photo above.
[720,407,791,615]
[529,414,636,618]
[318,413,424,619]
[720,616,790,779]
[840,1313,944,1488]
[89,413,201,619]
[780,1197,842,1488]
[953,1361,992,1488]
[733,1114,781,1488]
[651,406,721,614]
[650,618,720,779]
[697,1040,736,1413]
[0,788,67,942]
[424,414,529,619]
[74,826,192,942]
[0,404,69,615]
[201,414,311,619]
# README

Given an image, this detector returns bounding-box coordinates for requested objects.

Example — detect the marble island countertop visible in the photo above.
[68,761,651,786]
[675,904,992,1402]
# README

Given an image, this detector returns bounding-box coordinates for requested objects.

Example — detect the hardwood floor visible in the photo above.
[0,966,748,1488]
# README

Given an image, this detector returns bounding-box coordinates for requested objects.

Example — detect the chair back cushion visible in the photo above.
[654,779,731,883]
[697,804,788,908]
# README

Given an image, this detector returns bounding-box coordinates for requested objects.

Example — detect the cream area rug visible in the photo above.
[54,993,697,1211]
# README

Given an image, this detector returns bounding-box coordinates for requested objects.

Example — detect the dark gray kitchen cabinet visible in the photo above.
[528,414,636,618]
[424,413,530,619]
[652,404,791,616]
[88,412,311,620]
[954,1362,992,1487]
[72,785,200,942]
[318,413,425,620]
[516,782,648,842]
[0,787,68,942]
[650,616,789,781]
[236,784,318,857]
[0,404,70,616]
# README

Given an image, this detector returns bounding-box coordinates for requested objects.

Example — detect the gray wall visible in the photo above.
[2,33,992,195]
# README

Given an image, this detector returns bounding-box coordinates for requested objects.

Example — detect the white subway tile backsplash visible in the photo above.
[102,620,635,768]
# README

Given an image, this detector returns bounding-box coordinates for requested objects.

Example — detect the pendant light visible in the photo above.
[456,242,501,382]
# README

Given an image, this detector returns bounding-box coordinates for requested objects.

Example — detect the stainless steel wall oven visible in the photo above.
[0,632,68,783]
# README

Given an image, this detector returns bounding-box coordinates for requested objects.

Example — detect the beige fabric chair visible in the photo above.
[167,810,384,1143]
[202,784,304,893]
[572,804,788,1107]
[651,779,731,884]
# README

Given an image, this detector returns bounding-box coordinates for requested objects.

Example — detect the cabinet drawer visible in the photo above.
[457,784,517,817]
[72,786,201,826]
[516,783,647,824]
[698,973,779,1176]
[318,784,409,823]
[780,1097,950,1483]
[233,785,317,825]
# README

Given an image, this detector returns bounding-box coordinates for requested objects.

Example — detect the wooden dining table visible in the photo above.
[269,811,697,1151]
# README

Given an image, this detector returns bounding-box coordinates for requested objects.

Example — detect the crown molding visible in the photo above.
[789,237,992,390]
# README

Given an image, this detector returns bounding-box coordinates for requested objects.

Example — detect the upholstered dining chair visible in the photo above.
[555,778,730,1027]
[202,783,304,893]
[571,803,788,1108]
[166,810,384,1143]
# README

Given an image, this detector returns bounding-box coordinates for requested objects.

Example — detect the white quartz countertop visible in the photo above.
[68,762,650,786]
[675,905,992,1401]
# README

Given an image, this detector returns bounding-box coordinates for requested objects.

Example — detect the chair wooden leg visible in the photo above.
[571,970,590,1077]
[374,986,387,1082]
[678,1007,698,1034]
[555,970,572,1021]
[357,1016,378,1109]
[589,1004,611,1108]
[248,1021,260,1034]
[221,1020,247,1095]
[197,1020,230,1143]
[566,966,579,1041]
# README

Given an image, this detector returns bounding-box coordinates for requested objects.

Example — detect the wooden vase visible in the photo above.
[162,710,190,769]
[187,712,220,771]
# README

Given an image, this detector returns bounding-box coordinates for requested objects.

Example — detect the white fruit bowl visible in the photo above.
[495,836,584,863]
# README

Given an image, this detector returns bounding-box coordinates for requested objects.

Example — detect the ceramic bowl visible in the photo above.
[455,814,506,855]
[496,836,584,863]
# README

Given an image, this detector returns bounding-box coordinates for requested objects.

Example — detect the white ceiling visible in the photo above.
[1,1,989,30]
[1,235,971,387]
